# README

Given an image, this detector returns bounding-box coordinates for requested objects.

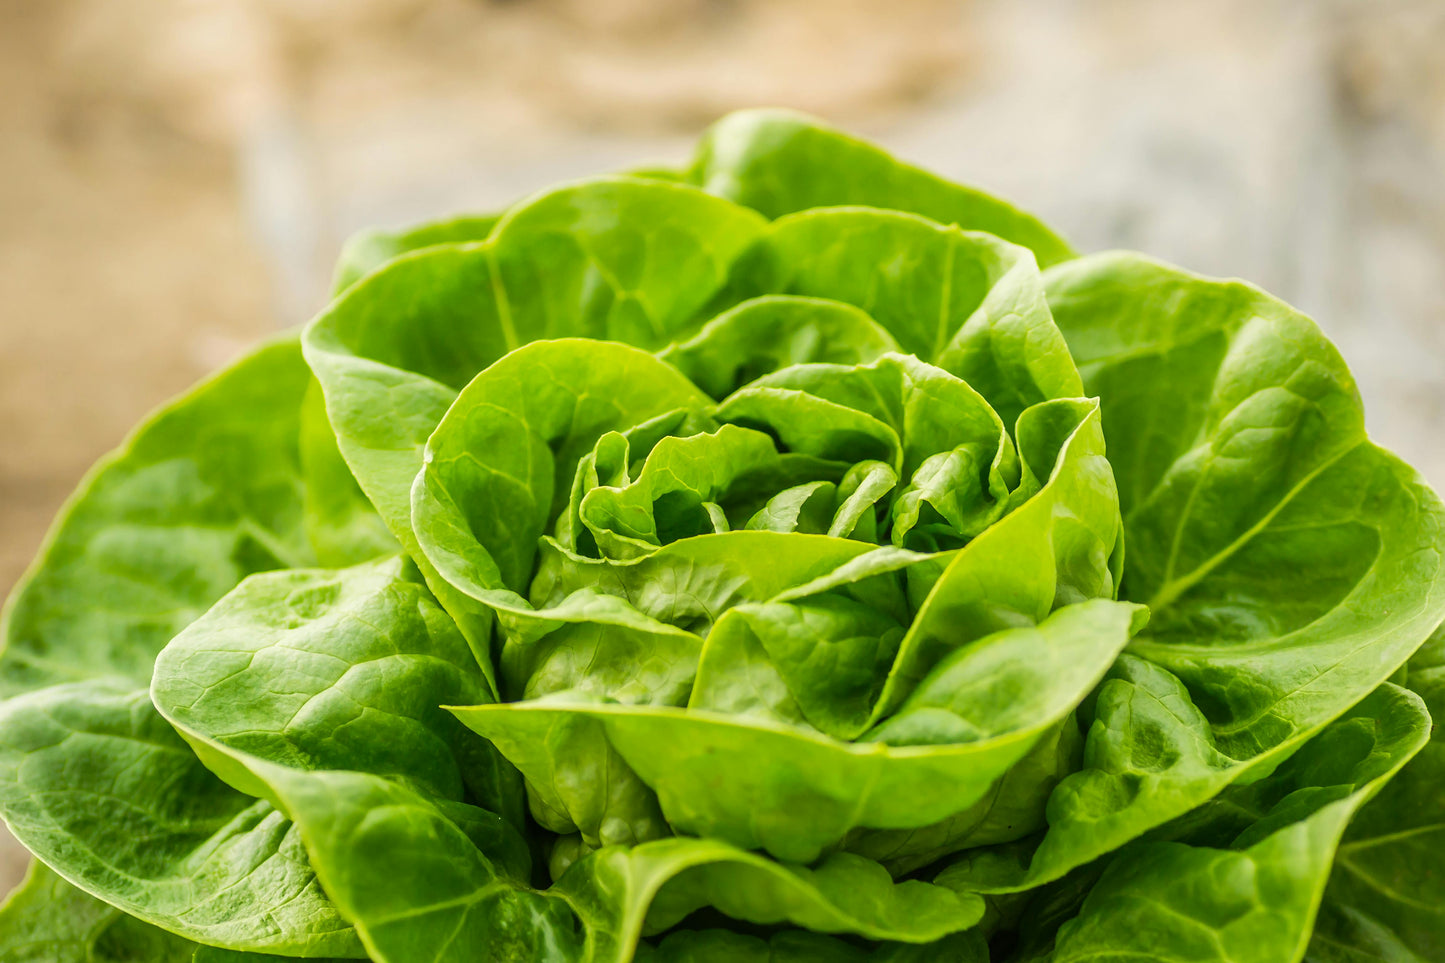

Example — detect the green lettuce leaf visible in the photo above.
[1305,628,1445,960]
[688,108,1075,268]
[938,253,1445,898]
[3,109,1443,963]
[0,861,197,963]
[253,765,983,962]
[1050,683,1430,963]
[151,556,527,844]
[0,680,360,955]
[0,862,353,963]
[638,928,989,963]
[331,214,502,296]
[724,207,1081,428]
[456,599,1142,864]
[0,335,316,697]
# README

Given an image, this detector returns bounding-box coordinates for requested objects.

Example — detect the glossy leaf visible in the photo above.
[299,378,399,568]
[332,213,501,295]
[0,862,196,963]
[259,766,982,963]
[1050,684,1430,963]
[456,599,1142,864]
[730,208,1081,428]
[0,335,315,697]
[657,295,900,398]
[690,108,1075,267]
[0,863,352,963]
[414,339,711,598]
[0,681,361,956]
[938,254,1445,900]
[1306,628,1445,961]
[151,556,527,846]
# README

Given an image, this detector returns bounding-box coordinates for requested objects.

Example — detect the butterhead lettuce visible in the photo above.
[1,109,1442,962]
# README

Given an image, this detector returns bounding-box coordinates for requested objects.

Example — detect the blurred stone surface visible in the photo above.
[1,0,1442,897]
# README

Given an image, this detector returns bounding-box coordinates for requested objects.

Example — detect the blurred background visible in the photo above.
[1,0,1443,888]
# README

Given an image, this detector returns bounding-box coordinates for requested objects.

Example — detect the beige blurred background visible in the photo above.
[1,0,1443,891]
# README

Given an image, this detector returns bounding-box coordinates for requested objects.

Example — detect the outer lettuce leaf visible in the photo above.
[939,253,1445,897]
[151,556,527,844]
[689,108,1075,268]
[0,556,536,956]
[1305,628,1445,960]
[0,335,316,697]
[0,681,361,956]
[1046,252,1445,667]
[0,862,351,963]
[256,766,983,963]
[299,379,399,568]
[327,160,684,295]
[0,337,365,955]
[258,768,580,963]
[0,861,197,963]
[1049,684,1430,963]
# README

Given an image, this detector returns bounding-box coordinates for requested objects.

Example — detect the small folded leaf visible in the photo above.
[658,295,900,398]
[414,338,711,595]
